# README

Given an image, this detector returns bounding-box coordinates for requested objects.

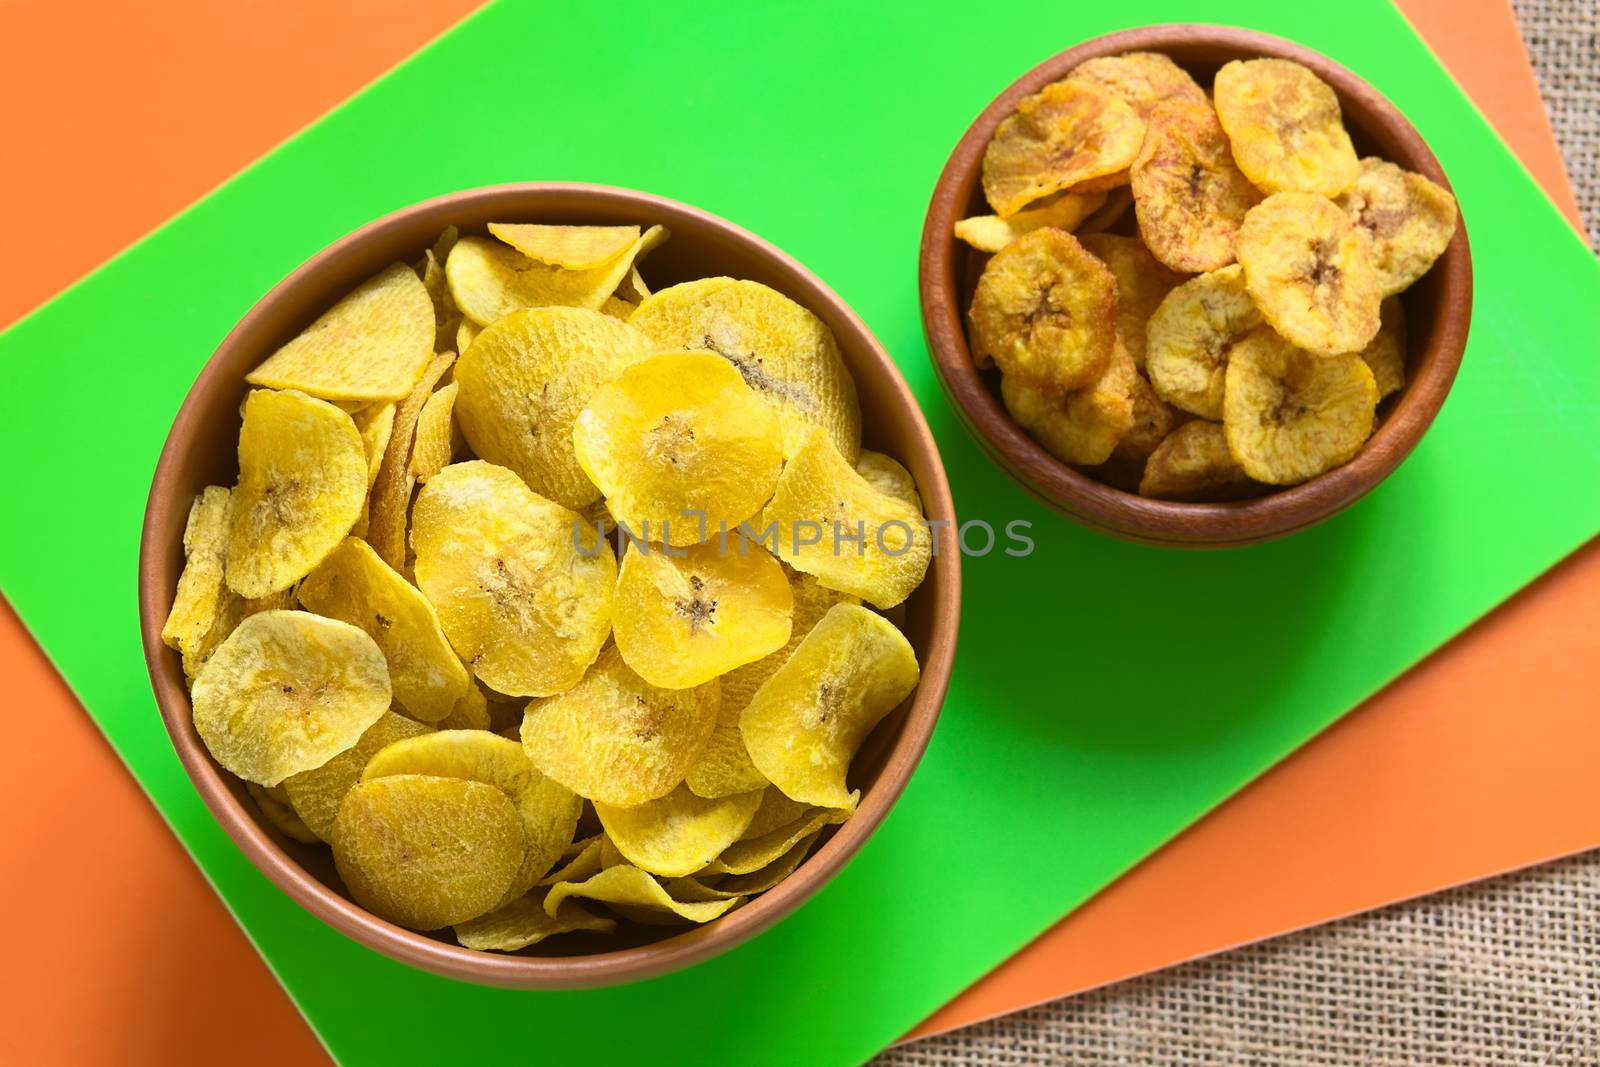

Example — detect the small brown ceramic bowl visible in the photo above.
[920,25,1472,548]
[138,182,960,989]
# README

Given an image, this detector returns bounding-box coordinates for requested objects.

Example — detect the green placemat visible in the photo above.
[2,1,1597,1064]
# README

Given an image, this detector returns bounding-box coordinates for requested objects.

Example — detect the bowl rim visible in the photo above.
[138,181,961,989]
[918,23,1473,547]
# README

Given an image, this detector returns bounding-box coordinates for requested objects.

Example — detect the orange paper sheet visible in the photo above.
[0,2,1588,1064]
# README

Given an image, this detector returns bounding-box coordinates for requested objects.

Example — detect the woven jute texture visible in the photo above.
[881,13,1598,1062]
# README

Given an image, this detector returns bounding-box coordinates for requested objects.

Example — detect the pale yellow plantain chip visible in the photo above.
[1001,338,1139,467]
[741,603,919,810]
[760,429,931,610]
[1236,192,1382,356]
[684,570,857,799]
[545,864,742,924]
[1336,157,1459,295]
[613,540,793,690]
[412,461,616,697]
[1359,297,1408,400]
[446,226,667,326]
[620,266,652,303]
[670,832,819,899]
[968,228,1118,391]
[487,223,641,270]
[738,788,814,842]
[1131,103,1261,273]
[191,610,391,786]
[284,710,432,841]
[246,262,435,403]
[854,450,922,511]
[519,646,719,807]
[1223,327,1378,485]
[982,81,1144,216]
[1077,233,1185,370]
[365,351,455,569]
[456,319,481,354]
[1065,51,1207,120]
[453,890,616,952]
[1214,58,1359,197]
[953,190,1108,253]
[454,306,654,508]
[629,277,862,461]
[333,774,524,930]
[1139,420,1254,500]
[182,586,297,682]
[351,403,396,489]
[409,381,458,483]
[700,806,846,877]
[225,389,367,598]
[1145,265,1263,419]
[247,782,319,844]
[363,729,581,899]
[297,537,469,722]
[162,486,232,660]
[435,681,493,731]
[1108,365,1182,469]
[538,835,606,887]
[594,784,764,878]
[573,351,785,546]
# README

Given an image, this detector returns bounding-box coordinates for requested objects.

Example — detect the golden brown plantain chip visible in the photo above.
[1145,264,1262,419]
[982,81,1145,216]
[1222,327,1378,485]
[953,190,1108,253]
[1138,420,1254,500]
[1336,157,1459,295]
[968,227,1118,391]
[1131,103,1261,273]
[1359,297,1408,400]
[1236,192,1382,356]
[1077,233,1186,370]
[1065,51,1207,120]
[1214,58,1359,197]
[1001,338,1139,467]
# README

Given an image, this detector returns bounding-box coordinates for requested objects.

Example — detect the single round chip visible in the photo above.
[613,540,793,690]
[453,890,615,952]
[245,262,435,404]
[760,429,931,610]
[685,570,856,798]
[1001,338,1138,467]
[953,190,1108,253]
[408,381,459,483]
[1130,103,1261,273]
[190,610,391,786]
[247,782,320,844]
[628,278,861,461]
[1214,58,1359,197]
[1138,420,1254,500]
[363,729,581,899]
[162,486,232,662]
[486,223,642,270]
[1336,157,1459,295]
[853,450,922,511]
[453,307,654,509]
[446,227,666,326]
[982,81,1145,217]
[297,537,469,722]
[1236,192,1382,356]
[544,864,741,924]
[741,603,920,810]
[1222,327,1378,485]
[594,784,764,878]
[968,228,1118,392]
[1065,51,1208,120]
[332,774,524,930]
[225,389,367,598]
[1360,297,1408,400]
[1077,233,1186,370]
[1145,265,1263,419]
[572,351,785,546]
[284,710,432,841]
[412,461,615,697]
[519,646,719,807]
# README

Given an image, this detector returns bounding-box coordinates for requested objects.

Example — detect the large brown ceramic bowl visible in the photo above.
[920,25,1472,547]
[138,183,960,988]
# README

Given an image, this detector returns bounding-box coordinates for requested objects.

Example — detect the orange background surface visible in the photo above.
[0,2,1590,1064]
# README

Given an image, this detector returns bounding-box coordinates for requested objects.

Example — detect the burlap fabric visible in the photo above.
[879,7,1598,1060]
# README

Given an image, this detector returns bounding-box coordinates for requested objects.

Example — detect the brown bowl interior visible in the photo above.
[139,183,960,988]
[920,25,1472,547]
